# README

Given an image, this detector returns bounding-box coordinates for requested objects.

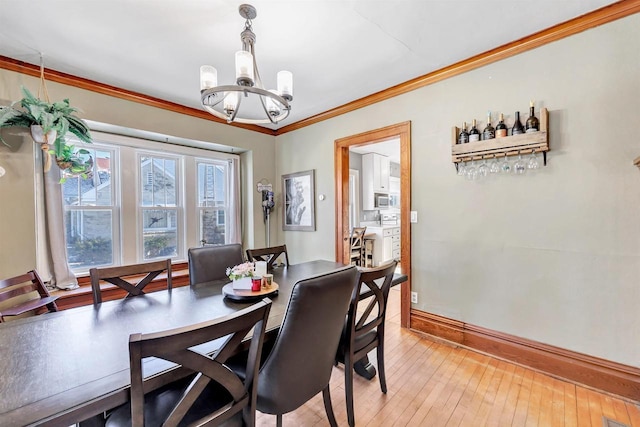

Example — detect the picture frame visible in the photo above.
[282,169,316,231]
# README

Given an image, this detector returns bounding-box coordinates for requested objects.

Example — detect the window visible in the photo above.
[62,145,118,270]
[139,154,180,260]
[197,160,228,245]
[60,131,238,274]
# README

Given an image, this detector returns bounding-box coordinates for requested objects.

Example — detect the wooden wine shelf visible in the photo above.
[452,108,549,168]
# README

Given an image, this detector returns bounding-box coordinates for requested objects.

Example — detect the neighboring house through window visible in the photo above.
[60,131,239,274]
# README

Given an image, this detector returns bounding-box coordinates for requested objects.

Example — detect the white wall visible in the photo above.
[275,14,640,367]
[0,68,276,276]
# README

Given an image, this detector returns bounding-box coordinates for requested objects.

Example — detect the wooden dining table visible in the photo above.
[0,260,406,426]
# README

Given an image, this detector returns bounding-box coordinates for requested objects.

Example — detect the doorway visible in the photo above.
[334,122,411,328]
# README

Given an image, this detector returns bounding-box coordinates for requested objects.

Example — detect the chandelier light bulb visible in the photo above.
[266,90,281,117]
[277,70,293,101]
[224,92,238,116]
[200,66,218,90]
[235,51,255,86]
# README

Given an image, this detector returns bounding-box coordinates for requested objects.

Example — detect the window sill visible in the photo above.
[51,262,190,310]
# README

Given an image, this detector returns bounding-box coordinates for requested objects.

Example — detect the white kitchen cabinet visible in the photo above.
[367,226,400,266]
[362,153,390,210]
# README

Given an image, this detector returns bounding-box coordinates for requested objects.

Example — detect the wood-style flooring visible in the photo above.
[256,288,640,426]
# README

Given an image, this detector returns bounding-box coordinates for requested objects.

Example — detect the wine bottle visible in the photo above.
[482,111,495,140]
[525,100,540,133]
[458,122,469,144]
[495,113,507,137]
[468,119,480,142]
[512,111,524,135]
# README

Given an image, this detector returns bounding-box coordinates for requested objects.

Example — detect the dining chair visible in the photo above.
[245,244,290,270]
[348,227,367,266]
[104,298,272,427]
[0,270,58,322]
[335,260,398,427]
[90,259,172,305]
[188,243,244,286]
[236,265,358,427]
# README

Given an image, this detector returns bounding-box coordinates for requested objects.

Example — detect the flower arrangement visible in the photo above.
[226,262,255,281]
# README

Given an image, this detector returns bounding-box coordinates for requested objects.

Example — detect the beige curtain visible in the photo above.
[36,147,78,290]
[228,157,242,244]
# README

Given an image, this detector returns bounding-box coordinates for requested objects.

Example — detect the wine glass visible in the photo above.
[514,152,526,175]
[489,154,500,174]
[465,160,478,180]
[527,150,540,169]
[478,158,489,178]
[457,161,466,177]
[500,153,511,174]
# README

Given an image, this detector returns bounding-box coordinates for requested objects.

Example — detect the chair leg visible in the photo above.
[345,355,356,427]
[377,340,387,394]
[322,384,338,427]
[276,414,283,427]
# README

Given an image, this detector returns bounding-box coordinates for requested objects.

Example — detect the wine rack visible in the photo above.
[452,108,549,170]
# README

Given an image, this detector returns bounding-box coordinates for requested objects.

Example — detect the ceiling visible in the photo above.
[0,0,617,131]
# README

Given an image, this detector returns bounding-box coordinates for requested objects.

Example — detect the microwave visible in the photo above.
[374,193,389,208]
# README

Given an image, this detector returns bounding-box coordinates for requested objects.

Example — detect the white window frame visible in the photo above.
[60,130,239,273]
[137,151,183,262]
[196,158,230,246]
[61,140,121,275]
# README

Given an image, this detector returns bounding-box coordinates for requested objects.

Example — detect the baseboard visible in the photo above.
[410,309,640,402]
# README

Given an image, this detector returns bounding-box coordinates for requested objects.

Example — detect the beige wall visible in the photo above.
[0,68,276,276]
[275,13,640,367]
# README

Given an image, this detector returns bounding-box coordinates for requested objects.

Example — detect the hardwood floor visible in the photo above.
[256,287,640,426]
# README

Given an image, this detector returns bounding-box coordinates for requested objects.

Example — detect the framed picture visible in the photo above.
[282,169,316,231]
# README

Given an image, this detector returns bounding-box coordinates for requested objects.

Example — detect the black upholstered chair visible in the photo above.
[90,259,172,305]
[335,260,398,427]
[105,298,272,427]
[245,245,290,270]
[188,243,244,286]
[232,265,358,427]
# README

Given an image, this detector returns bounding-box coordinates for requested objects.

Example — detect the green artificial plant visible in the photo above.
[0,86,93,180]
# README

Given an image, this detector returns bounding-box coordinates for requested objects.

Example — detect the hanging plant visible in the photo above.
[0,81,92,177]
[54,142,93,183]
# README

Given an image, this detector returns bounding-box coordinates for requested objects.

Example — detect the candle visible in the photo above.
[255,261,267,278]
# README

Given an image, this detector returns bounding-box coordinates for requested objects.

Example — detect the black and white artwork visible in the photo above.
[282,169,315,231]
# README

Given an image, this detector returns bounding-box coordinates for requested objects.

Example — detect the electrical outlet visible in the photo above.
[410,211,418,223]
[411,291,418,304]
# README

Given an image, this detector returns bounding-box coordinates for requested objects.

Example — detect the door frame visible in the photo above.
[334,121,411,328]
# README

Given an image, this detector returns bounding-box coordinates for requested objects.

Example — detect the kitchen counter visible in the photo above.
[360,225,400,266]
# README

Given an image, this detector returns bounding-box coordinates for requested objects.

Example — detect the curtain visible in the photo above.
[227,157,242,244]
[36,147,78,290]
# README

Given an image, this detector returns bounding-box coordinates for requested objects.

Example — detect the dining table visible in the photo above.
[0,260,406,426]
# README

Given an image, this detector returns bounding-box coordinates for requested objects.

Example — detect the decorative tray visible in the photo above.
[222,282,279,302]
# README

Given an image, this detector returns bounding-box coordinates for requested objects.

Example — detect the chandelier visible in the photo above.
[199,4,293,125]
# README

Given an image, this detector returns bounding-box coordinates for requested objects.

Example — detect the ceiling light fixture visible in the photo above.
[200,4,293,125]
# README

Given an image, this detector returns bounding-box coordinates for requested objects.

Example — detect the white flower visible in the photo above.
[227,262,255,280]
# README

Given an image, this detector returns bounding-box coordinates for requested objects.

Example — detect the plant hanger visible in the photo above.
[35,55,53,172]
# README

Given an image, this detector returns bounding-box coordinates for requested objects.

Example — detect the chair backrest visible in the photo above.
[188,244,244,286]
[246,245,290,270]
[350,227,366,251]
[90,259,172,305]
[128,298,272,427]
[342,261,397,354]
[0,270,58,322]
[256,266,358,415]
